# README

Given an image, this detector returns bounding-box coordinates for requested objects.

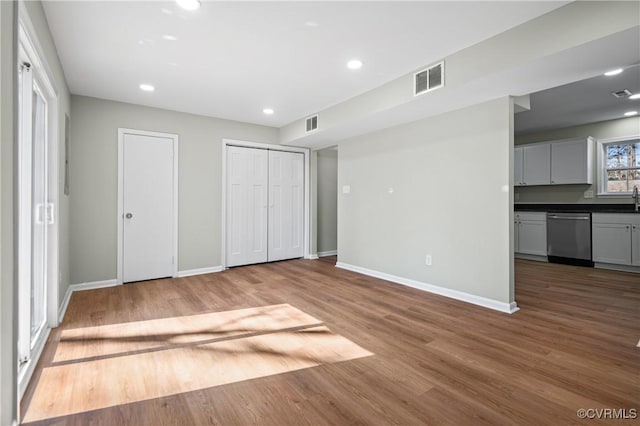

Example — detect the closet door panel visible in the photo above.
[269,151,304,261]
[226,146,268,267]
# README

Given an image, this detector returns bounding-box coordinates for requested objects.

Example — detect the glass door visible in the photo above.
[17,51,49,368]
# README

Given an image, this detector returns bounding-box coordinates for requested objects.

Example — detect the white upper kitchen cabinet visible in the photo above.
[550,137,593,185]
[522,144,550,186]
[514,136,594,187]
[514,146,523,186]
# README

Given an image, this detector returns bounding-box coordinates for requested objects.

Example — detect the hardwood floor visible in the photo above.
[21,258,639,425]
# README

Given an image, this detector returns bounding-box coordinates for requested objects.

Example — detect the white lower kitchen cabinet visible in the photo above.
[592,223,632,265]
[632,223,640,266]
[515,212,547,259]
[592,213,640,271]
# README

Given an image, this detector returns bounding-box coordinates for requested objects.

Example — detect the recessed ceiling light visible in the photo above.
[629,93,640,100]
[176,0,200,11]
[139,84,155,92]
[263,108,274,115]
[604,68,623,76]
[162,35,178,41]
[623,111,638,116]
[347,59,363,70]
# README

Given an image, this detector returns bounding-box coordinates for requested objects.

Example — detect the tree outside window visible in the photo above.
[604,140,640,193]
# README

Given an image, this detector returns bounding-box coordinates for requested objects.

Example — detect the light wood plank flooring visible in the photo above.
[21,258,639,425]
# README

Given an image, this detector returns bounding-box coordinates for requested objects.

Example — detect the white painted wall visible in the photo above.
[338,98,513,306]
[515,116,640,204]
[280,1,640,147]
[69,96,279,284]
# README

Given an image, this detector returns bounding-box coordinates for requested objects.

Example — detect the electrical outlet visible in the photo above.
[425,254,432,266]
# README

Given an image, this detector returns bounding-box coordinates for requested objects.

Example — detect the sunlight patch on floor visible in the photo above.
[53,303,321,362]
[24,304,373,422]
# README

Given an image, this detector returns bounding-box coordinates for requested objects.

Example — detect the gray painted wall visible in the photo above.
[515,116,640,204]
[338,97,513,304]
[317,149,337,254]
[69,96,278,284]
[309,151,318,256]
[0,2,17,424]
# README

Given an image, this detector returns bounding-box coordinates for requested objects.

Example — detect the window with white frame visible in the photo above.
[598,137,640,195]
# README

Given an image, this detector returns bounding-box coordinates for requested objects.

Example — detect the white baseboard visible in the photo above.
[515,254,548,262]
[58,285,73,323]
[594,263,640,274]
[177,266,224,277]
[335,262,519,314]
[69,278,120,292]
[306,254,319,260]
[318,250,338,257]
[58,279,120,323]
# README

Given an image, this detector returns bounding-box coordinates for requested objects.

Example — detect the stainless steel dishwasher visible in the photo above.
[547,212,593,266]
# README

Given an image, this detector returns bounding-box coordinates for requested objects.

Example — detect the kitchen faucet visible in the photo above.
[633,185,640,212]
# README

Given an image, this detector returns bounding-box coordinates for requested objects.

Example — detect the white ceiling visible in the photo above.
[42,1,567,128]
[515,64,640,134]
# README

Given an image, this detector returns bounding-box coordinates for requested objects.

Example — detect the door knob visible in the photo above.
[125,213,133,219]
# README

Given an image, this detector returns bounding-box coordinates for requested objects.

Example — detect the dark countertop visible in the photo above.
[514,203,639,214]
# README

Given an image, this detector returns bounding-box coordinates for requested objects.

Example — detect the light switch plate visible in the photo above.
[342,185,351,194]
[584,189,594,199]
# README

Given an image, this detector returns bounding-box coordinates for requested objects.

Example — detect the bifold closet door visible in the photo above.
[226,146,269,267]
[268,150,304,262]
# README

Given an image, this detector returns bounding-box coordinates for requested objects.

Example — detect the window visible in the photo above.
[598,137,640,195]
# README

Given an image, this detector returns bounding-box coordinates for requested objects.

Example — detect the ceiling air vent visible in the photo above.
[414,61,444,96]
[611,89,632,98]
[305,114,318,133]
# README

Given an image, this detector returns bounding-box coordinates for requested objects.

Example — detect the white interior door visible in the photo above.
[268,150,304,262]
[122,133,174,282]
[226,146,269,267]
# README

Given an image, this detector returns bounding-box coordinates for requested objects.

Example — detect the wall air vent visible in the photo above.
[611,89,632,98]
[305,114,318,133]
[414,61,444,96]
